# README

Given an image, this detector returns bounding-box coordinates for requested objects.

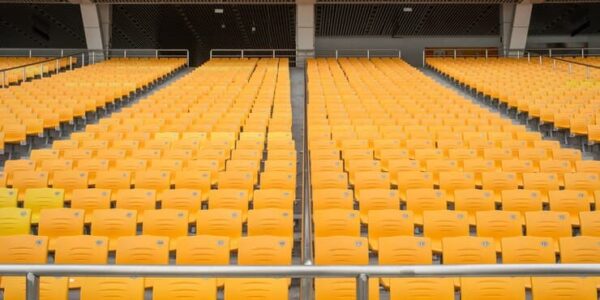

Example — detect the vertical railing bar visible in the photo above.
[356,274,369,300]
[69,56,73,71]
[453,49,457,59]
[92,51,95,64]
[26,272,39,300]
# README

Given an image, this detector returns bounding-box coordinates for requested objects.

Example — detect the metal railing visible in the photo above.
[0,48,190,88]
[0,52,83,88]
[5,264,600,300]
[210,48,401,60]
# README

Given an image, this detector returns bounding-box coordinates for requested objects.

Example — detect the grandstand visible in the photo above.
[1,1,600,300]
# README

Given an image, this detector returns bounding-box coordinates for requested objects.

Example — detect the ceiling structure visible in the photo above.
[3,0,600,3]
[529,3,600,35]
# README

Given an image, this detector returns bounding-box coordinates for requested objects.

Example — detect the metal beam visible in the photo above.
[79,3,111,52]
[501,1,532,55]
[296,1,315,66]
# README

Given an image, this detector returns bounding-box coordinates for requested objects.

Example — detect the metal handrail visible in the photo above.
[6,264,600,300]
[210,48,402,60]
[0,52,83,88]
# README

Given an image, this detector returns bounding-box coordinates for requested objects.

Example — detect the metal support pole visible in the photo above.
[241,50,244,59]
[485,49,488,60]
[582,48,585,58]
[55,58,59,73]
[272,50,276,58]
[60,49,64,57]
[40,63,43,78]
[356,274,369,300]
[69,57,73,70]
[549,49,552,57]
[92,52,95,64]
[399,50,401,59]
[539,55,542,65]
[124,50,127,58]
[210,50,213,60]
[335,50,338,60]
[422,51,425,68]
[569,63,572,74]
[155,50,159,59]
[527,53,530,63]
[26,272,39,300]
[22,67,26,82]
[453,49,457,59]
[81,53,85,67]
[28,50,32,58]
[517,51,521,59]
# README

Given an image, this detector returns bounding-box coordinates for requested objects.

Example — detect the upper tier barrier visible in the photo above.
[5,264,600,300]
[209,49,401,66]
[0,48,189,88]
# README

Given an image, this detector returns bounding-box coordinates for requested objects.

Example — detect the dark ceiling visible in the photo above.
[111,4,296,64]
[315,4,500,36]
[529,3,600,35]
[0,3,85,48]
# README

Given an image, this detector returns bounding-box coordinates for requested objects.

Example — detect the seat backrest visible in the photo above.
[525,211,572,243]
[238,235,292,265]
[313,208,360,237]
[559,236,600,263]
[247,208,294,238]
[91,208,137,249]
[115,235,169,264]
[390,278,455,300]
[80,277,145,300]
[531,277,597,300]
[0,207,31,235]
[314,236,368,265]
[142,209,189,241]
[54,235,108,264]
[460,277,526,300]
[441,236,496,264]
[253,189,295,210]
[378,236,431,264]
[196,208,242,249]
[0,235,48,263]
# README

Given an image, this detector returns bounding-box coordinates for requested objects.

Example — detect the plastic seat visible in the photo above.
[564,172,600,200]
[575,160,600,174]
[406,188,448,224]
[208,189,250,220]
[196,208,242,249]
[522,172,560,202]
[501,236,555,263]
[39,159,73,184]
[460,277,526,300]
[559,236,600,263]
[176,235,230,264]
[30,149,60,164]
[3,160,36,187]
[0,235,47,263]
[551,148,582,165]
[247,208,294,239]
[441,236,496,264]
[23,188,64,223]
[161,189,202,221]
[311,171,348,189]
[13,171,49,201]
[253,189,295,210]
[462,159,495,186]
[114,159,147,174]
[0,276,68,300]
[425,159,459,184]
[379,149,409,170]
[174,170,211,201]
[501,159,537,183]
[438,171,475,196]
[368,210,414,251]
[80,277,145,300]
[115,235,169,264]
[0,188,18,207]
[358,189,399,223]
[115,189,156,222]
[390,278,454,300]
[52,170,88,200]
[227,160,260,184]
[143,209,189,250]
[423,210,469,252]
[238,235,292,265]
[260,171,295,193]
[69,188,111,223]
[76,159,109,185]
[525,211,571,252]
[135,170,171,194]
[54,235,108,264]
[347,160,381,184]
[152,278,217,300]
[548,190,590,225]
[518,148,548,168]
[501,189,543,223]
[454,189,494,224]
[311,160,343,173]
[311,149,340,161]
[62,149,93,160]
[396,171,434,200]
[185,160,219,184]
[314,235,368,264]
[268,149,296,161]
[313,208,360,237]
[579,211,600,237]
[224,278,288,300]
[313,188,354,211]
[483,148,514,168]
[38,208,84,248]
[95,170,131,198]
[539,160,572,186]
[481,171,520,202]
[531,277,597,300]
[0,207,31,235]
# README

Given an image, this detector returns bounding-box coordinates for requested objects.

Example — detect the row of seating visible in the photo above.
[0,56,75,86]
[426,57,600,143]
[306,56,600,299]
[0,58,186,152]
[0,58,298,299]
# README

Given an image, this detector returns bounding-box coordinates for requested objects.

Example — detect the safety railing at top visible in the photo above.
[0,48,190,88]
[5,264,600,300]
[209,49,402,67]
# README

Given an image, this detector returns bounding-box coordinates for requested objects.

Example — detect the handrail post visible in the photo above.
[367,49,370,60]
[335,50,338,60]
[210,49,213,60]
[186,50,190,67]
[569,63,572,74]
[60,49,64,57]
[241,50,244,59]
[155,50,159,59]
[81,53,85,67]
[485,49,488,60]
[539,55,542,65]
[453,49,457,59]
[549,49,552,57]
[422,50,425,67]
[55,58,59,74]
[91,51,95,64]
[69,56,73,70]
[22,67,26,83]
[28,50,32,58]
[582,48,585,58]
[356,274,369,300]
[124,50,127,58]
[527,52,530,63]
[272,50,276,58]
[26,272,39,300]
[398,50,401,59]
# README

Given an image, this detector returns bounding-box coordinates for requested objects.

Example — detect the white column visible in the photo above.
[80,3,103,50]
[501,2,532,56]
[296,2,315,67]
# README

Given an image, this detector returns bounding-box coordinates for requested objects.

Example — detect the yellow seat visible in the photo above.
[95,170,131,198]
[115,235,169,264]
[143,209,189,250]
[378,236,432,286]
[30,149,60,164]
[481,171,520,202]
[80,277,145,300]
[174,170,211,201]
[579,211,600,237]
[115,189,156,222]
[559,236,600,263]
[0,188,18,207]
[441,236,496,264]
[247,208,294,239]
[460,277,526,300]
[475,210,523,252]
[90,208,136,251]
[38,208,84,250]
[501,236,555,263]
[0,276,68,300]
[0,207,31,235]
[52,170,88,200]
[238,235,292,265]
[175,235,230,264]
[208,189,249,220]
[253,189,295,210]
[70,188,111,223]
[152,278,217,300]
[358,189,399,223]
[564,172,600,200]
[0,235,47,263]
[406,189,447,224]
[525,211,571,252]
[23,187,64,223]
[548,190,590,225]
[313,208,360,237]
[310,159,343,173]
[454,189,494,224]
[501,189,543,223]
[134,170,170,194]
[438,171,475,196]
[522,172,560,202]
[161,189,202,221]
[196,208,242,249]
[396,171,434,200]
[311,171,348,189]
[531,277,597,300]
[224,278,288,300]
[13,171,49,201]
[423,210,469,252]
[390,278,454,300]
[368,210,414,251]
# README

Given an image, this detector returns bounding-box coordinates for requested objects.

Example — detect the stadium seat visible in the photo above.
[54,235,109,264]
[501,236,555,263]
[389,278,454,300]
[196,208,242,249]
[23,188,64,223]
[0,188,18,207]
[441,236,496,264]
[253,189,295,210]
[531,277,597,300]
[115,189,156,221]
[454,189,494,224]
[368,210,415,251]
[0,207,31,235]
[460,277,526,300]
[0,235,48,263]
[525,211,571,252]
[91,209,137,250]
[143,209,189,249]
[38,208,84,249]
[313,208,360,237]
[358,189,399,223]
[115,235,169,264]
[247,208,294,238]
[423,210,469,252]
